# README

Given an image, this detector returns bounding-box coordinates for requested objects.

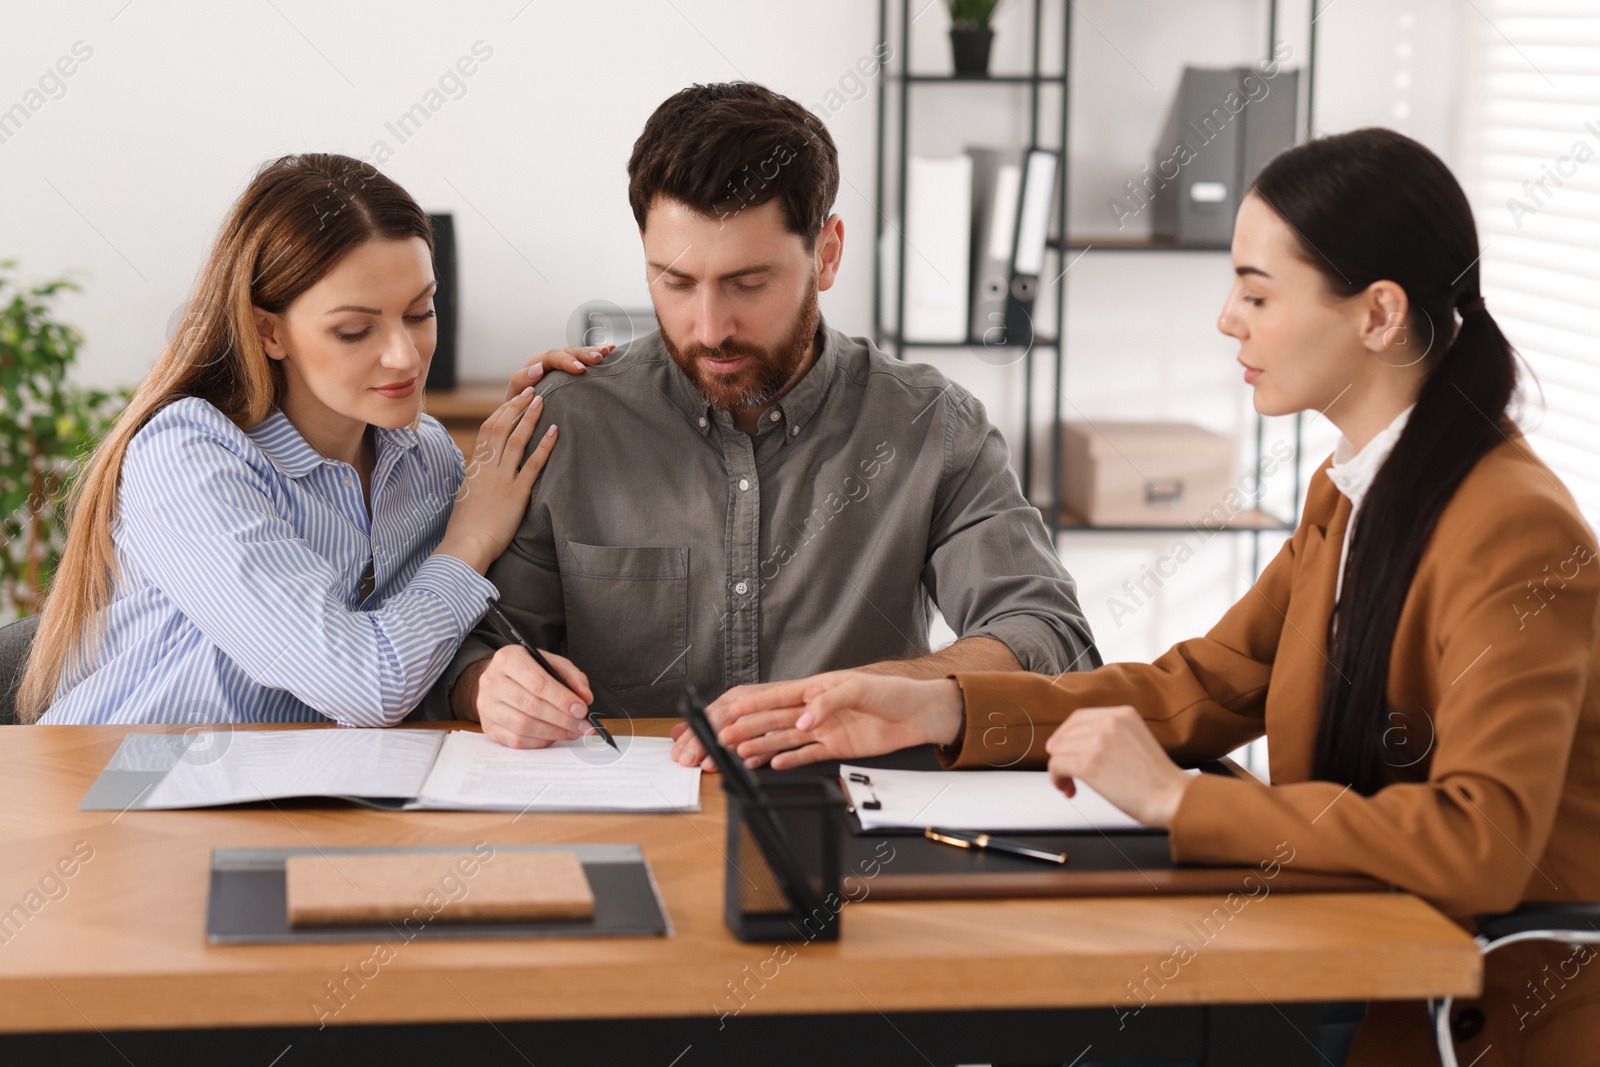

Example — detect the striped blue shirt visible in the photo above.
[41,396,498,726]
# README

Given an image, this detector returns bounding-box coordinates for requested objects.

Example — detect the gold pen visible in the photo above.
[924,827,1068,865]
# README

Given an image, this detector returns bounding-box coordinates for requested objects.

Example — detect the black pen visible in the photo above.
[924,827,1067,865]
[482,596,617,751]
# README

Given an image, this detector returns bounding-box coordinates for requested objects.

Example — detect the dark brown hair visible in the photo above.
[627,82,839,248]
[1252,128,1519,795]
[18,153,432,721]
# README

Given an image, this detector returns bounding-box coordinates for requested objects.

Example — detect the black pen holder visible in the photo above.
[723,776,845,943]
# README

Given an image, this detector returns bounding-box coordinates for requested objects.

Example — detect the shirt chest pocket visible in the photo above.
[559,541,690,690]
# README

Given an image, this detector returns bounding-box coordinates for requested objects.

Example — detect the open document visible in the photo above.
[416,732,699,812]
[80,729,700,813]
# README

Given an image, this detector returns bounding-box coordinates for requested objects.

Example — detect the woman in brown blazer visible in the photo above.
[693,128,1600,1065]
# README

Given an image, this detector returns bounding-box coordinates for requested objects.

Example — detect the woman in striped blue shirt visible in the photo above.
[18,153,601,741]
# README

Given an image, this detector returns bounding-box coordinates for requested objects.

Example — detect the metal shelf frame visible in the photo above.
[872,0,1319,577]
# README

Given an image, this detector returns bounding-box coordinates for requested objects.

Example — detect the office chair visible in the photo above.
[0,614,40,725]
[1432,902,1600,1065]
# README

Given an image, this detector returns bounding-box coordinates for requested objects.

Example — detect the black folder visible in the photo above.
[786,748,1387,900]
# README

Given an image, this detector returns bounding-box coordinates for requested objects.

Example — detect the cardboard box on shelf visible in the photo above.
[1048,421,1239,528]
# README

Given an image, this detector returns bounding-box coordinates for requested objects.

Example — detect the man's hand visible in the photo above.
[1044,705,1193,829]
[670,671,965,771]
[458,644,595,749]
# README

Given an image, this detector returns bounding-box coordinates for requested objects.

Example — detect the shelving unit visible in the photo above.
[873,0,1316,577]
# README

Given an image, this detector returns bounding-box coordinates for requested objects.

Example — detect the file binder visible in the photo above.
[900,155,973,342]
[1001,148,1059,346]
[966,147,1021,344]
[1150,66,1300,246]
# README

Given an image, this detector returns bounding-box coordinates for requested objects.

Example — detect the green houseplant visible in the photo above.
[948,0,1001,77]
[0,262,127,617]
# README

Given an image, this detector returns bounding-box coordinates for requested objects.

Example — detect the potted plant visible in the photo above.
[948,0,1001,78]
[0,262,127,618]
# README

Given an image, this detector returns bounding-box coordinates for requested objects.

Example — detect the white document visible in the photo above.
[416,733,701,813]
[143,729,444,809]
[839,764,1199,833]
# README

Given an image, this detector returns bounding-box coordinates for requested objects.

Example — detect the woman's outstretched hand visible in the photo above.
[436,386,556,574]
[669,671,966,771]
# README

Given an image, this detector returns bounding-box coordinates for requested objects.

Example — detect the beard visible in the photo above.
[660,277,821,412]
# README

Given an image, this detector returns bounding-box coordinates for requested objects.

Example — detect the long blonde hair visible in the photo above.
[17,154,434,722]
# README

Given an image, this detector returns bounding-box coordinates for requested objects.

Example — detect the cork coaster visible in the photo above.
[285,850,595,927]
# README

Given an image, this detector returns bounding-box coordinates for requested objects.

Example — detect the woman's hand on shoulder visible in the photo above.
[438,341,615,574]
[503,344,613,399]
[436,387,556,573]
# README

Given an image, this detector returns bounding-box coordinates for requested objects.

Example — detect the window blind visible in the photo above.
[1455,0,1600,526]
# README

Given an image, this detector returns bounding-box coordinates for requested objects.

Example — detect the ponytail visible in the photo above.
[1316,298,1517,794]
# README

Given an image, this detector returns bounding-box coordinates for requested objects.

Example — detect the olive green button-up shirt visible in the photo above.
[433,323,1099,718]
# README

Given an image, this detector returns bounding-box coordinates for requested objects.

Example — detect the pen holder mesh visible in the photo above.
[723,777,845,943]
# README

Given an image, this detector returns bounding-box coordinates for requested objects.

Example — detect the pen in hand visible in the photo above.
[482,597,618,751]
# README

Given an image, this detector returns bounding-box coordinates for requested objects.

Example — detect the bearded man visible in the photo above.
[436,82,1099,753]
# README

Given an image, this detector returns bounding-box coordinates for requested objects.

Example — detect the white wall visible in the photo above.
[2,0,1462,671]
[0,0,884,386]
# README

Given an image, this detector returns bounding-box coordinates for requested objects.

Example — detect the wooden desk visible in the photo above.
[422,381,509,456]
[0,722,1480,1066]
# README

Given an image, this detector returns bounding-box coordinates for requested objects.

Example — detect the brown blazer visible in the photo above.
[950,437,1600,1066]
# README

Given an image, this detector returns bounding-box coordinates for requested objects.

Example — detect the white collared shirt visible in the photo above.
[1326,404,1416,600]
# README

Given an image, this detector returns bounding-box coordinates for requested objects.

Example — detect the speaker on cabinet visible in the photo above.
[426,212,458,390]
